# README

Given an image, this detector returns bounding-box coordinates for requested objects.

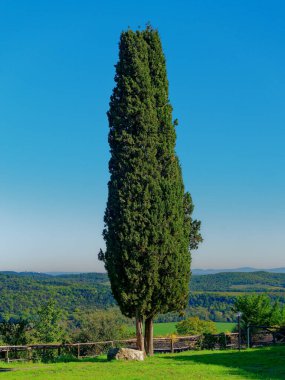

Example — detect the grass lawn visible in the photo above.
[153,322,177,336]
[1,345,285,379]
[215,322,236,333]
[142,321,236,337]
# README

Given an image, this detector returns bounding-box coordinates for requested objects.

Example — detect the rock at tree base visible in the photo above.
[107,348,144,361]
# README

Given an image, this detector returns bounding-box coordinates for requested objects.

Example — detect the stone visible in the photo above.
[107,347,145,361]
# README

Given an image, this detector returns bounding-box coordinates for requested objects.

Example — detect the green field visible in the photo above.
[129,321,237,337]
[1,345,284,379]
[215,322,236,333]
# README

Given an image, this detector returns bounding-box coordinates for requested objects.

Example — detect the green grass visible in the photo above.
[1,345,285,379]
[215,322,236,333]
[153,322,177,336]
[131,321,236,337]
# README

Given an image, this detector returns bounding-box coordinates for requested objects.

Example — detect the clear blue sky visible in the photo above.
[0,0,284,272]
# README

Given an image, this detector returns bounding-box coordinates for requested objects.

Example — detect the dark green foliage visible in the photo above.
[72,308,131,343]
[200,333,227,350]
[0,272,284,327]
[102,28,162,319]
[190,271,285,292]
[0,271,115,321]
[184,192,203,251]
[188,293,236,322]
[0,318,31,345]
[140,27,192,317]
[101,25,196,323]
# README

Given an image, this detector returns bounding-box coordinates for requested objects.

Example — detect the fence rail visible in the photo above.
[1,327,283,362]
[0,333,239,363]
[246,326,285,348]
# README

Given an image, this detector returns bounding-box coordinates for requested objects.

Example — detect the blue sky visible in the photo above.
[0,0,284,272]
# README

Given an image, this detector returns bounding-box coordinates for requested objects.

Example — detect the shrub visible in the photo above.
[72,308,131,343]
[201,333,227,350]
[0,318,31,345]
[176,317,218,336]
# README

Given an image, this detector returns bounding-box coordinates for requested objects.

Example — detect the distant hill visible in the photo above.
[190,271,285,292]
[0,270,284,322]
[43,267,285,276]
[44,267,285,276]
[192,267,285,275]
[55,271,285,292]
[0,271,114,321]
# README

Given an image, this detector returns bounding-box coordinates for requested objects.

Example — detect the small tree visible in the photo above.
[233,294,284,329]
[33,299,64,343]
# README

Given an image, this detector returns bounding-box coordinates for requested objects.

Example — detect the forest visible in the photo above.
[1,271,284,323]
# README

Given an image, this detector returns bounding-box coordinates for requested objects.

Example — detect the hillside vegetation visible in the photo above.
[191,271,285,292]
[0,271,284,322]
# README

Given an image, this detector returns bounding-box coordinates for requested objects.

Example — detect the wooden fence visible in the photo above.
[247,326,285,348]
[0,333,239,363]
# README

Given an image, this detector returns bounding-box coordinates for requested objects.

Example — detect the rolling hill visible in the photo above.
[0,271,284,322]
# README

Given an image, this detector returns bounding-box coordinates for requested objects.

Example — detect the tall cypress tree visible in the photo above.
[141,27,197,355]
[100,26,202,354]
[100,29,162,351]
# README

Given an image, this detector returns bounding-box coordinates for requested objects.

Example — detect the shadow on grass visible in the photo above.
[80,356,108,363]
[0,368,14,372]
[53,356,109,364]
[160,345,285,380]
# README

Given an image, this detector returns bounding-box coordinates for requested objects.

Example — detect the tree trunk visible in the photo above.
[144,317,154,356]
[136,314,144,352]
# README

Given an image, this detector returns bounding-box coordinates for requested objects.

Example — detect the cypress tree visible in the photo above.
[141,27,198,355]
[100,29,162,350]
[100,26,202,354]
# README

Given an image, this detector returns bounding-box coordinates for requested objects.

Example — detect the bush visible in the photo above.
[0,318,31,345]
[200,333,227,350]
[72,308,131,343]
[176,317,218,336]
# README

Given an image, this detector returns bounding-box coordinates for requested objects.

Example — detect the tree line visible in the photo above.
[0,271,284,323]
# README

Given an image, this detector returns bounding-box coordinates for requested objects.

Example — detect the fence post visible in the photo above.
[273,332,276,345]
[5,350,9,363]
[28,348,32,361]
[77,344,80,359]
[224,333,227,348]
[247,325,250,349]
[238,314,241,351]
[170,338,174,353]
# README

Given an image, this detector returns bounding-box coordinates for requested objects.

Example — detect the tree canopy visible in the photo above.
[100,25,202,353]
